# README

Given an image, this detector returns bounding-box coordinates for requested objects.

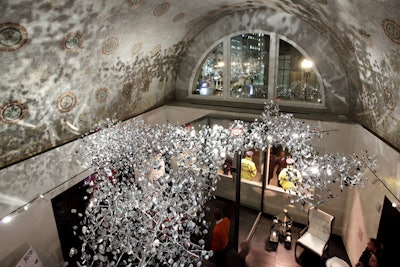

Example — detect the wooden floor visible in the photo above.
[203,198,351,267]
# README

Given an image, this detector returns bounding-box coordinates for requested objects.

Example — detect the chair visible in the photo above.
[294,206,335,263]
[325,256,350,267]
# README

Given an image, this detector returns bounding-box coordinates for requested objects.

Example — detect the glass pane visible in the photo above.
[230,33,270,99]
[268,144,289,187]
[192,43,224,96]
[277,39,322,103]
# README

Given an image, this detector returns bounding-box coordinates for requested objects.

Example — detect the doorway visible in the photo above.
[377,196,399,267]
[51,174,93,266]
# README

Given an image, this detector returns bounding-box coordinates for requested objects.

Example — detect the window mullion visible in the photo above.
[223,37,230,99]
[268,33,279,101]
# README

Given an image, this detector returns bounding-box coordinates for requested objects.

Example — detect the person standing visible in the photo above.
[241,151,257,180]
[276,149,287,184]
[355,238,383,267]
[211,208,231,267]
[278,157,302,191]
[368,252,385,267]
[222,156,233,175]
[268,147,279,184]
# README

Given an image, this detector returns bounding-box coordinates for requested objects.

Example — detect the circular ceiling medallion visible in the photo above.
[122,82,133,98]
[383,88,396,110]
[96,87,109,103]
[126,0,141,6]
[149,44,161,57]
[102,37,119,55]
[131,42,142,56]
[61,33,83,52]
[382,19,400,45]
[0,100,28,124]
[0,22,29,52]
[153,3,170,16]
[173,13,185,22]
[57,91,77,113]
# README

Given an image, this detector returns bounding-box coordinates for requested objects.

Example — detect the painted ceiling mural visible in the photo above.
[0,0,399,169]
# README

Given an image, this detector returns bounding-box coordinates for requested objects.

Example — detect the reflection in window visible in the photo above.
[186,115,283,187]
[191,32,324,107]
[277,39,321,103]
[193,42,224,96]
[230,33,270,99]
[268,145,289,187]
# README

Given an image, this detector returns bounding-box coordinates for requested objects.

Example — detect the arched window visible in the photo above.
[190,32,325,108]
[192,42,224,96]
[230,33,270,99]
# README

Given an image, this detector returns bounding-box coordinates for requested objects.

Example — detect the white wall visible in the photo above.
[342,125,400,266]
[136,105,212,127]
[0,169,92,267]
[0,136,91,266]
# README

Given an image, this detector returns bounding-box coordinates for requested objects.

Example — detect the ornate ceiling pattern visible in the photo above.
[0,0,399,169]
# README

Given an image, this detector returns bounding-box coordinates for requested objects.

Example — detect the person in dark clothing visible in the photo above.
[222,156,233,175]
[368,252,385,267]
[225,241,249,267]
[356,238,383,267]
[275,149,288,187]
[268,147,279,184]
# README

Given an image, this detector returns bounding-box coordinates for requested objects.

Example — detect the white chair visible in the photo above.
[325,256,350,267]
[294,206,335,262]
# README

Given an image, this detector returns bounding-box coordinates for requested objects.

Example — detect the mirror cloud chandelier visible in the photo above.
[74,102,377,266]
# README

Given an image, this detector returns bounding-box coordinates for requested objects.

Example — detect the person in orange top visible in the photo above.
[211,208,231,267]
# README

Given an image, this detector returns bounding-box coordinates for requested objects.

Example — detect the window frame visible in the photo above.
[188,31,326,109]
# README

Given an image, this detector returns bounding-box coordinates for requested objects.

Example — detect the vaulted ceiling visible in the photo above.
[1,0,399,169]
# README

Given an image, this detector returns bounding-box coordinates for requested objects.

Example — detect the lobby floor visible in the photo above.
[203,197,351,267]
